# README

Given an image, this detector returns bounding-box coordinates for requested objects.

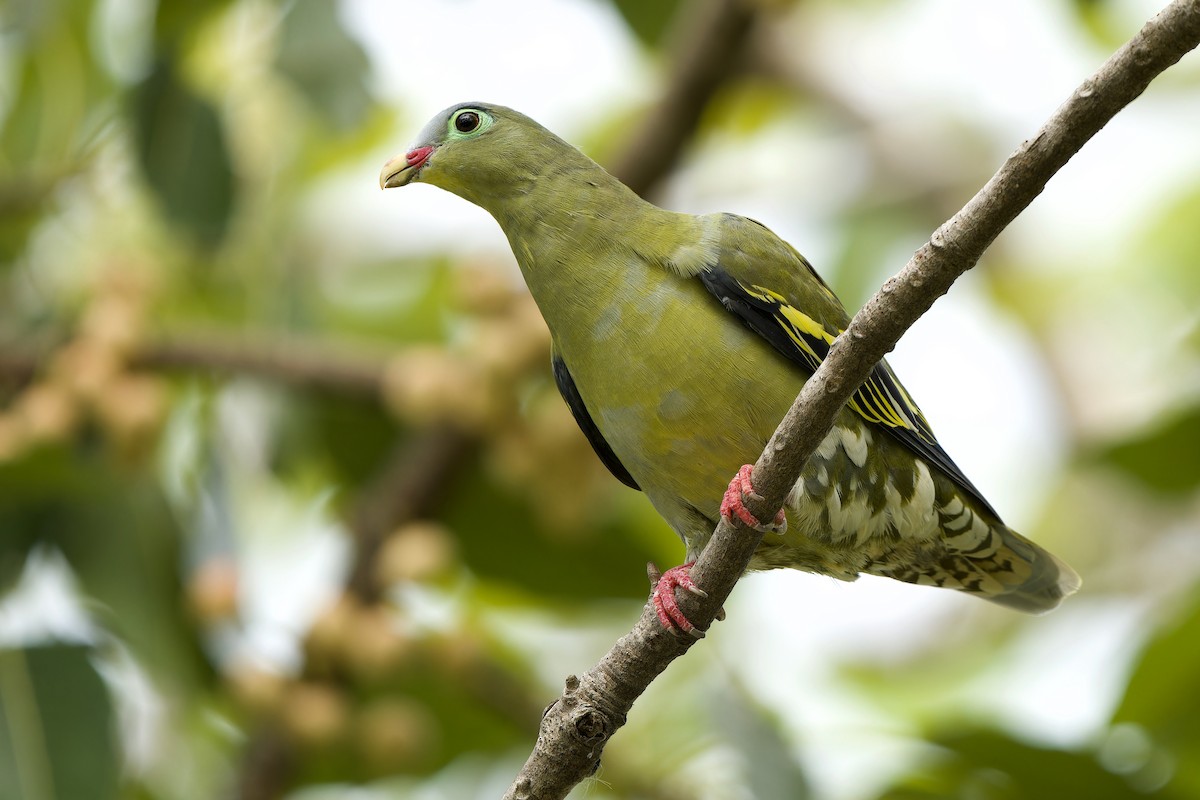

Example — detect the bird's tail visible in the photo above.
[870,523,1081,614]
[973,525,1081,613]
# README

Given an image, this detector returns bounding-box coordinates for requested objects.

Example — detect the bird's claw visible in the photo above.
[646,465,782,636]
[649,562,711,637]
[720,464,787,534]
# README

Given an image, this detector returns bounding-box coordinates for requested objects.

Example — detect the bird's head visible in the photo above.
[379,102,570,210]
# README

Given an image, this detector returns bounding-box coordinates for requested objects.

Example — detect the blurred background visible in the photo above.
[1,0,1199,797]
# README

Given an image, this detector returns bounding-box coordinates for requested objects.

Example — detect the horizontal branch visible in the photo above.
[0,334,389,398]
[507,1,1200,797]
[136,335,387,397]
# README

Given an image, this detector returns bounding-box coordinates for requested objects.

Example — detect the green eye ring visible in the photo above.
[448,108,492,138]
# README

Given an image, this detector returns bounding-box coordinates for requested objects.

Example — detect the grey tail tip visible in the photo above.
[987,551,1082,615]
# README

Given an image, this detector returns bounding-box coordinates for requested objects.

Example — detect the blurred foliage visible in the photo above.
[1093,404,1200,497]
[0,0,1197,799]
[1111,588,1200,796]
[133,57,235,249]
[611,0,683,46]
[870,588,1200,799]
[275,0,372,135]
[0,645,119,800]
[876,729,1143,800]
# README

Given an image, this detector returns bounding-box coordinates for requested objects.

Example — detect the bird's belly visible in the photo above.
[550,273,800,529]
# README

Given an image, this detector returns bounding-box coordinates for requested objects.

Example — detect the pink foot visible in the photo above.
[720,464,787,533]
[650,562,708,637]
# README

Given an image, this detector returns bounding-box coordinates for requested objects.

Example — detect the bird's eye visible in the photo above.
[454,111,481,133]
[445,107,492,138]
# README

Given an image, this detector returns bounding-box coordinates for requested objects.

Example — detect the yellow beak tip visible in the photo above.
[379,146,435,190]
[379,154,410,190]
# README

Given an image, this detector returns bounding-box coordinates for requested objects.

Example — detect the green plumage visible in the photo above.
[381,102,1080,613]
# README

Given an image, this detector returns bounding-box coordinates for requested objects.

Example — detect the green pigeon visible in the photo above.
[381,102,1080,634]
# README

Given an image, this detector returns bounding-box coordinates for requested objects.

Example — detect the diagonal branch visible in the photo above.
[505,1,1200,797]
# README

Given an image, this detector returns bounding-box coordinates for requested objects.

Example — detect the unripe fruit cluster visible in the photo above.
[0,269,168,461]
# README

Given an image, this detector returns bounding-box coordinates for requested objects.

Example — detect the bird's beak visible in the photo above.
[379,145,435,189]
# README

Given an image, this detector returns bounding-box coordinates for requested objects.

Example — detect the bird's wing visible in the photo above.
[551,349,641,491]
[698,213,998,518]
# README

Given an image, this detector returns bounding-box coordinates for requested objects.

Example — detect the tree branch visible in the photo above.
[607,0,759,197]
[136,334,387,397]
[505,2,1200,797]
[0,334,389,397]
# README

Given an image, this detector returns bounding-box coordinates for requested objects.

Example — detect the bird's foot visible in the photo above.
[648,562,717,638]
[720,464,787,534]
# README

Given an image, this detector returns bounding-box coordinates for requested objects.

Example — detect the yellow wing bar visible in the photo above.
[698,266,997,518]
[739,281,937,443]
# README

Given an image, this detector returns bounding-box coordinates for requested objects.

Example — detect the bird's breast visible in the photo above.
[535,257,801,522]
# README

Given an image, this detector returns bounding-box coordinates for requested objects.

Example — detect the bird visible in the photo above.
[380,102,1080,634]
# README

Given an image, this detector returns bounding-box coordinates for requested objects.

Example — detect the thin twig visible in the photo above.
[505,2,1200,797]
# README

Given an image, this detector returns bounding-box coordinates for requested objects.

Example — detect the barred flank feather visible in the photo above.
[868,523,1081,614]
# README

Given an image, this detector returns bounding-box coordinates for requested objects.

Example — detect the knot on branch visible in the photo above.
[573,707,610,750]
[558,673,626,757]
[927,227,950,253]
[1131,41,1154,67]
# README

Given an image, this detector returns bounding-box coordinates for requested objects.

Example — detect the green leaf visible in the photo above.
[0,444,210,693]
[0,0,118,263]
[609,0,682,45]
[0,0,115,167]
[152,0,234,50]
[275,0,373,134]
[877,729,1140,800]
[131,58,235,249]
[284,393,399,489]
[0,645,119,800]
[1111,588,1200,796]
[1091,405,1200,496]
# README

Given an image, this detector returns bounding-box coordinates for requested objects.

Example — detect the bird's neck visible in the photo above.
[486,166,718,307]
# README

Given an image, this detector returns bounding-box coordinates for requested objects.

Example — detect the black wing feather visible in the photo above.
[699,266,999,519]
[551,355,641,491]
